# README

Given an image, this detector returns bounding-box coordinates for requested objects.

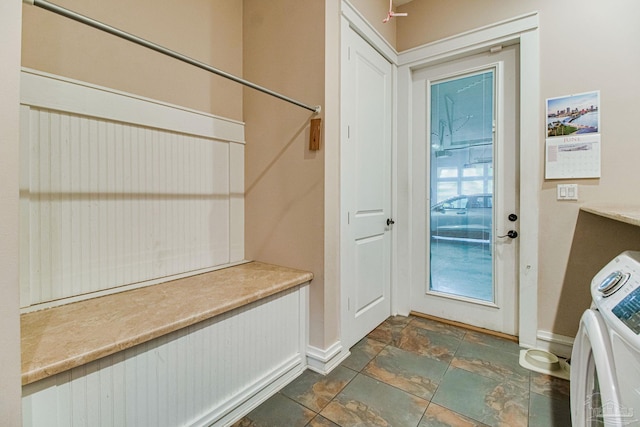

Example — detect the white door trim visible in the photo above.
[341,1,398,64]
[397,12,540,348]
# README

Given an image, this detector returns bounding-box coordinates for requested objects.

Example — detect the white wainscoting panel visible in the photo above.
[20,69,245,309]
[22,286,309,427]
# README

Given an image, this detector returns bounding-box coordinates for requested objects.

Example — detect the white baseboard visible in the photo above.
[524,330,574,359]
[306,341,349,375]
[195,355,306,427]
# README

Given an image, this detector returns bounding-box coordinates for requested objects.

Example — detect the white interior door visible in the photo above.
[341,23,393,350]
[410,45,519,335]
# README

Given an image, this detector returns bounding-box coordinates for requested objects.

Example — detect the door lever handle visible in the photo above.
[386,218,395,226]
[497,230,518,239]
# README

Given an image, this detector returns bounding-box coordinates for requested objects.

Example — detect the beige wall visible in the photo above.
[397,0,640,337]
[243,0,330,347]
[396,0,531,52]
[1,0,23,424]
[22,0,243,120]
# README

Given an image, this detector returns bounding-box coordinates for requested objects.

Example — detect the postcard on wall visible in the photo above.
[545,91,601,179]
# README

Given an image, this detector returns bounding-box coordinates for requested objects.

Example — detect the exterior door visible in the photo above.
[410,45,519,335]
[341,23,393,350]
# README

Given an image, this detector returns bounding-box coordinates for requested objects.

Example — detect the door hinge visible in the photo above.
[347,211,350,224]
[348,297,351,311]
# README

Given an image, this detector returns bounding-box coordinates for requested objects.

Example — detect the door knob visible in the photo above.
[386,218,395,226]
[497,230,518,239]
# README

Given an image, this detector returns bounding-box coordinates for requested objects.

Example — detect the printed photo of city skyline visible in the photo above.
[546,91,600,137]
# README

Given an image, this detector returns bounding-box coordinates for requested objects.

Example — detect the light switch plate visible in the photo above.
[557,183,578,201]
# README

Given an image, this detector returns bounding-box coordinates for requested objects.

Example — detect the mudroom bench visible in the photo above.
[21,261,313,427]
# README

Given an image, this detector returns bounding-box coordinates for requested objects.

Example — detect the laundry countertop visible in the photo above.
[581,204,640,227]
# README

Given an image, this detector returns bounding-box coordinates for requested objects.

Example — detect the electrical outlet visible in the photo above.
[557,184,578,201]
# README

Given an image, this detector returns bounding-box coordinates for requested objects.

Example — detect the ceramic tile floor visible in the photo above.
[232,315,571,427]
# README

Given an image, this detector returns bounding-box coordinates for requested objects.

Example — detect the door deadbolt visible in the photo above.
[508,213,518,222]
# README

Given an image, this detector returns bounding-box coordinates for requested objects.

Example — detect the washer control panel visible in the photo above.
[593,251,640,339]
[612,286,640,334]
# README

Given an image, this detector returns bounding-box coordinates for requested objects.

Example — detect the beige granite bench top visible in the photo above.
[21,261,313,386]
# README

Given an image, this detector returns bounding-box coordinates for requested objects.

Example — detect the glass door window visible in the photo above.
[429,70,494,302]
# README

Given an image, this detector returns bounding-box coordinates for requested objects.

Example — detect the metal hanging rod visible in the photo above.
[23,0,322,114]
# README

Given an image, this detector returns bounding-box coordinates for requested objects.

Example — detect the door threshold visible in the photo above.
[410,311,519,343]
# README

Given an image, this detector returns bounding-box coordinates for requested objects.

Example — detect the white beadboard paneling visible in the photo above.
[20,70,246,308]
[229,143,245,262]
[23,110,231,305]
[19,106,32,306]
[22,285,309,427]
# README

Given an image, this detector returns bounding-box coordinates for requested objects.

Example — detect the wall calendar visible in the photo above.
[545,91,601,179]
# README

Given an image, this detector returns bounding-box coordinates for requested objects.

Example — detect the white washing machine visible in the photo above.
[571,251,640,426]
